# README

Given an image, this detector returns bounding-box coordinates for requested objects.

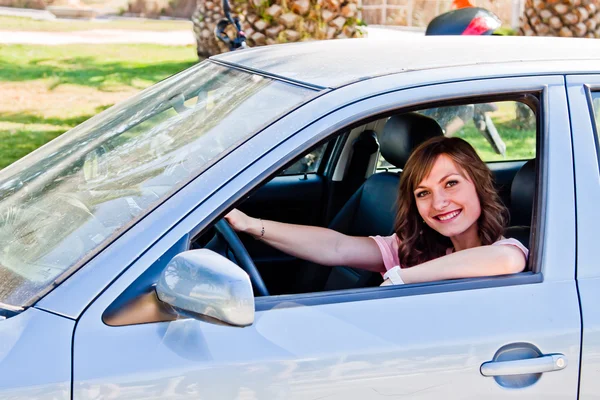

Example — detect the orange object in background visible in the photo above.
[452,0,474,8]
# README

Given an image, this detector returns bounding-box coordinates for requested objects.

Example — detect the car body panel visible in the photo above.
[0,307,73,400]
[565,74,600,400]
[73,281,580,400]
[213,37,600,88]
[70,74,580,399]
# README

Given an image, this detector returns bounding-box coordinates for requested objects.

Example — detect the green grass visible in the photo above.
[450,101,536,162]
[1,127,66,168]
[456,122,536,162]
[0,108,98,167]
[0,43,198,169]
[0,15,192,31]
[0,44,197,90]
[0,110,101,127]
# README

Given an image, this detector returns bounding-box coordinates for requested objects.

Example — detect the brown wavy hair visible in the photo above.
[395,136,508,267]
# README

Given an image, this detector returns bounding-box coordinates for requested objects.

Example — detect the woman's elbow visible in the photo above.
[501,247,527,275]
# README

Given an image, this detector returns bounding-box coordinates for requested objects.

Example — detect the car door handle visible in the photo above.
[481,354,567,377]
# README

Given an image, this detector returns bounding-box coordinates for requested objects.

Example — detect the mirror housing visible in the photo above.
[156,249,254,327]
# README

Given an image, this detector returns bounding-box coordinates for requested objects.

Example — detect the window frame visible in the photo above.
[242,90,547,309]
[187,77,566,309]
[567,77,600,280]
[586,87,600,173]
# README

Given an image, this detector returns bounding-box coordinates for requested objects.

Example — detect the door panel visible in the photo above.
[566,74,600,400]
[73,281,580,400]
[73,74,580,399]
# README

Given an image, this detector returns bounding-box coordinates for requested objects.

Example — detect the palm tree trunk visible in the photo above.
[520,0,600,38]
[192,0,365,57]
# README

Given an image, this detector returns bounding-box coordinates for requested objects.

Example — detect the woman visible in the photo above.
[225,136,528,286]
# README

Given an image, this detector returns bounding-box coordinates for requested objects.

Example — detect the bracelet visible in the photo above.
[256,218,265,240]
[383,266,404,285]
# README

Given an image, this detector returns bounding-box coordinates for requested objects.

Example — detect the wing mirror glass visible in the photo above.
[156,249,254,327]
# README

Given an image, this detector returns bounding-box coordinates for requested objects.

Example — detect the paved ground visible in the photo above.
[0,5,55,19]
[0,26,421,45]
[0,6,422,45]
[0,29,197,45]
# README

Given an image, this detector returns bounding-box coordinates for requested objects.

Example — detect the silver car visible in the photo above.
[0,36,599,399]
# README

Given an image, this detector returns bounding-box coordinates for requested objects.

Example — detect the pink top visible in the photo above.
[370,233,529,275]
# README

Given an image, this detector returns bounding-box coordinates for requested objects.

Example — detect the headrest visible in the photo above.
[379,113,444,169]
[510,159,536,226]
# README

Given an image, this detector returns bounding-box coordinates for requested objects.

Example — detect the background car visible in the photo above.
[0,36,599,399]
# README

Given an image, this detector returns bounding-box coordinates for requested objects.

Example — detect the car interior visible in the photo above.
[190,96,539,298]
[102,95,539,326]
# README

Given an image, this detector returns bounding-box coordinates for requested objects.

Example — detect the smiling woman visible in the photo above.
[398,136,508,265]
[380,136,528,285]
[226,134,528,286]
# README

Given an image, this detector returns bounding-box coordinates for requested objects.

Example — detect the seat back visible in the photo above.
[505,159,536,249]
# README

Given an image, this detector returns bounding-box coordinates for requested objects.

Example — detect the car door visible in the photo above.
[72,74,580,399]
[566,74,600,400]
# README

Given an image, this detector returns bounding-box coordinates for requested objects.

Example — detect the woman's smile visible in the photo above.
[434,209,462,222]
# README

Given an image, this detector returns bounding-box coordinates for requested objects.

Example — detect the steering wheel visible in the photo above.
[214,219,270,297]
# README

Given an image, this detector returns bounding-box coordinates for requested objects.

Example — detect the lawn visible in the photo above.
[0,15,192,31]
[456,102,536,162]
[0,43,198,169]
[456,121,536,162]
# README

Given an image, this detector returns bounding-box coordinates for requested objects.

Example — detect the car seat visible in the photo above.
[505,159,536,250]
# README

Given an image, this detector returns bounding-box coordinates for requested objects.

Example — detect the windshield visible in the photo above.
[0,61,315,308]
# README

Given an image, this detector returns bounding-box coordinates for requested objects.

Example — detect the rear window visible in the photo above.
[419,101,536,162]
[378,100,536,169]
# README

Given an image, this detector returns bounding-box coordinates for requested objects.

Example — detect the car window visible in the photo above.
[179,82,552,315]
[377,101,536,168]
[280,144,327,175]
[0,61,316,308]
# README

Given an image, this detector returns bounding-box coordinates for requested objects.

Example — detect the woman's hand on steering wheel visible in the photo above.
[215,216,269,297]
[224,208,257,236]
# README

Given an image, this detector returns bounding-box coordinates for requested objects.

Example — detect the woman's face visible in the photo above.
[413,154,481,240]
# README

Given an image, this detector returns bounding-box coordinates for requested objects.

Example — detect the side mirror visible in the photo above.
[156,249,254,327]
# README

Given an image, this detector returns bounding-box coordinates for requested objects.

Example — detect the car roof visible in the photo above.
[212,36,600,89]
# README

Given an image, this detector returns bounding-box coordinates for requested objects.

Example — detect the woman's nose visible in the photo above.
[432,190,449,210]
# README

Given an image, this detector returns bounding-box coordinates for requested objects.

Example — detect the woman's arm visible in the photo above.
[381,244,526,286]
[225,209,386,272]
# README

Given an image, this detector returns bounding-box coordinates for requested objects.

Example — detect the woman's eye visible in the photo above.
[416,191,429,198]
[446,180,459,188]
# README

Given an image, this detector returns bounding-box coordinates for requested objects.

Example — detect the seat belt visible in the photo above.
[344,130,379,198]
